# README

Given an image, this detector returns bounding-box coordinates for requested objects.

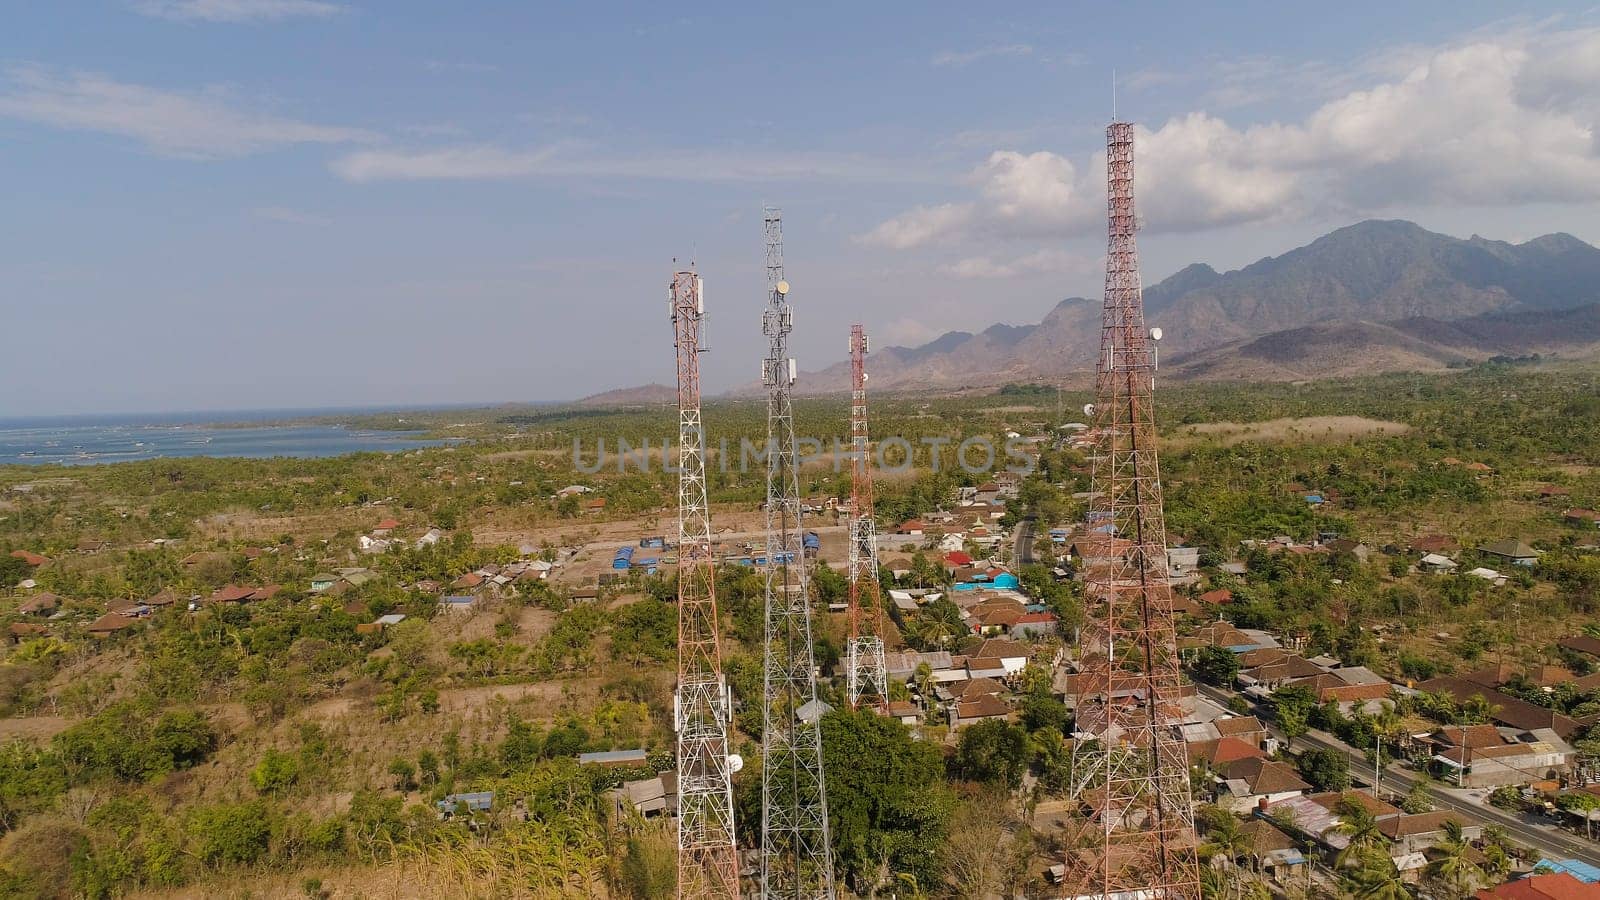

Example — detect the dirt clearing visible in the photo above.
[1166,415,1411,448]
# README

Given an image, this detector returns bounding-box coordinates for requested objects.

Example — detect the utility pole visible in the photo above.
[845,324,888,710]
[1061,121,1201,900]
[1374,734,1382,799]
[669,268,740,899]
[758,209,836,900]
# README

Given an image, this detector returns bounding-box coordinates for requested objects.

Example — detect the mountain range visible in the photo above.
[793,220,1600,392]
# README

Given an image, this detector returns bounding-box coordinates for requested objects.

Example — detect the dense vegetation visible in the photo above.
[0,362,1598,895]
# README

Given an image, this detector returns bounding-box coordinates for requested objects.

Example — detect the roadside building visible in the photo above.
[1377,812,1480,855]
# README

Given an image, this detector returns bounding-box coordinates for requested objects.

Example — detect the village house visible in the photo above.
[1283,666,1395,713]
[1010,611,1059,639]
[17,592,60,616]
[1166,546,1201,581]
[1264,790,1401,866]
[1417,671,1589,741]
[1419,552,1460,573]
[1183,621,1281,657]
[1408,534,1460,555]
[1237,655,1327,695]
[1378,812,1480,855]
[180,550,230,570]
[951,693,1010,728]
[1564,509,1600,529]
[1325,538,1372,561]
[1211,756,1310,813]
[207,584,281,604]
[1422,723,1574,788]
[608,771,677,820]
[1559,635,1600,661]
[885,700,921,726]
[8,550,48,567]
[1468,566,1509,586]
[1477,872,1600,899]
[86,612,139,637]
[8,622,48,643]
[1188,735,1267,772]
[1233,818,1308,881]
[1478,539,1541,566]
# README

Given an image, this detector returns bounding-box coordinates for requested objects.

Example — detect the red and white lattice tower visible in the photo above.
[844,324,888,710]
[1061,122,1200,900]
[669,269,740,899]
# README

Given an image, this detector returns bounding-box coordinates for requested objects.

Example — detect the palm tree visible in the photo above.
[1331,798,1387,869]
[1425,819,1484,898]
[1343,855,1415,900]
[1198,811,1253,900]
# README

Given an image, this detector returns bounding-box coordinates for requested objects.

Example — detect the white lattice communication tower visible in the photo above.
[669,269,740,899]
[758,209,836,900]
[845,324,888,710]
[1060,122,1200,899]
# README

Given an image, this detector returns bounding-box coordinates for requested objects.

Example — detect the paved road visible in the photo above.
[1194,683,1600,867]
[1015,518,1035,565]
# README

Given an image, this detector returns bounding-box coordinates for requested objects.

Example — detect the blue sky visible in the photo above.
[4,1,1599,415]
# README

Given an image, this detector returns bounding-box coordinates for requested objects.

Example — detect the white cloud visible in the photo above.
[131,0,343,22]
[331,145,558,181]
[938,248,1093,280]
[252,206,331,225]
[862,203,973,249]
[880,317,942,346]
[932,44,1033,67]
[331,144,936,185]
[0,66,375,158]
[870,26,1600,249]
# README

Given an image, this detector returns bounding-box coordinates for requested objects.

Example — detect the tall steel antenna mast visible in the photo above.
[845,324,888,709]
[758,208,836,900]
[669,268,740,899]
[1061,122,1200,899]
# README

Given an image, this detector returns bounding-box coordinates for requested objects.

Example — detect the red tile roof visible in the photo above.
[8,550,48,566]
[1477,873,1600,900]
[956,694,1010,720]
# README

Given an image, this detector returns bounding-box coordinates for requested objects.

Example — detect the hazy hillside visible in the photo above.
[792,220,1600,393]
[574,383,677,407]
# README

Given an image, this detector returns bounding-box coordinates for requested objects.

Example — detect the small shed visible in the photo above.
[437,791,494,816]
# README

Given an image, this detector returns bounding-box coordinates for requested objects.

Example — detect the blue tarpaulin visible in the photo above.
[1535,859,1600,883]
